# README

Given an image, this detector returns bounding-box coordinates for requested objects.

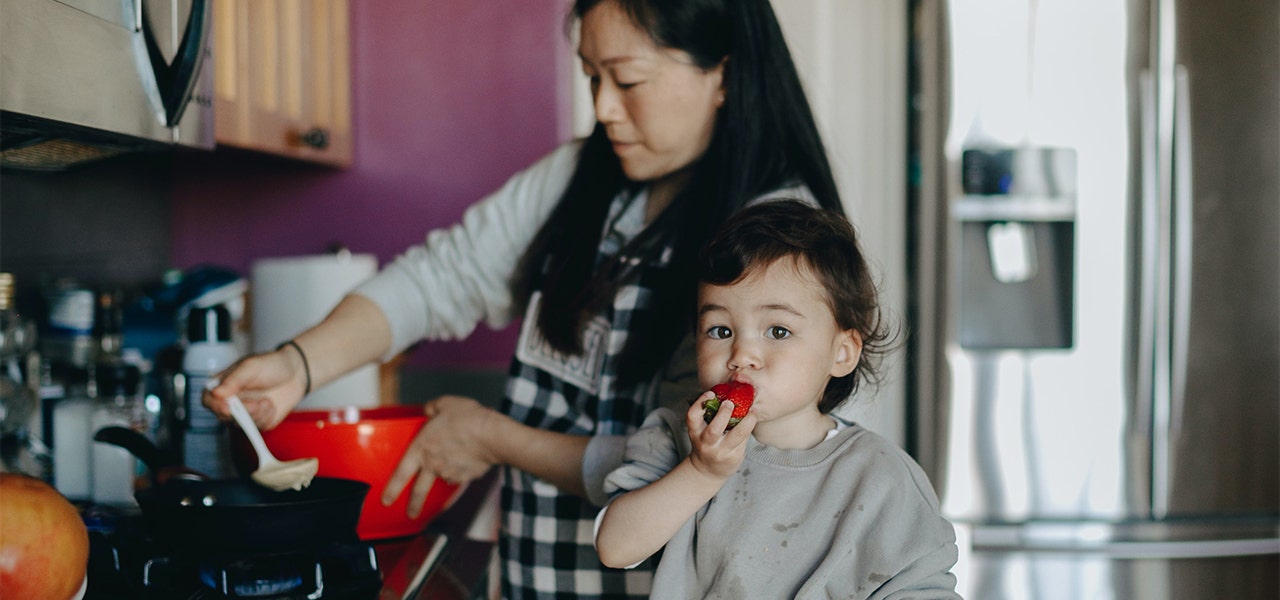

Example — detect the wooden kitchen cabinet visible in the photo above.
[212,0,352,167]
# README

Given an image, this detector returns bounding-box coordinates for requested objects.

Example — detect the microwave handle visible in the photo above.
[142,0,210,127]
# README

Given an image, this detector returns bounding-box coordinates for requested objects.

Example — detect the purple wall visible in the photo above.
[170,2,574,370]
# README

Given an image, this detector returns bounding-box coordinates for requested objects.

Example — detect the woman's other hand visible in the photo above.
[382,395,501,518]
[203,345,309,430]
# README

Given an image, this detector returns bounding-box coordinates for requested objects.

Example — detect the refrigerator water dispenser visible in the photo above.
[954,147,1077,349]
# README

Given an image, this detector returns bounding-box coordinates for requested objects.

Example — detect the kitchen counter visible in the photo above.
[376,469,498,600]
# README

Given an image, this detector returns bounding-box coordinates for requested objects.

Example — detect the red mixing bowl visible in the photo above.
[230,405,460,540]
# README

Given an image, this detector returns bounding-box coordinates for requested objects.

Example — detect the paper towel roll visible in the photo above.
[251,253,380,409]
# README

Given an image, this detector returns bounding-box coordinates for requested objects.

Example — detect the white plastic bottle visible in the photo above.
[181,305,239,477]
[51,385,93,500]
[90,363,145,505]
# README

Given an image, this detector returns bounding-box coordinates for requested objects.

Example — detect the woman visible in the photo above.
[205,0,845,597]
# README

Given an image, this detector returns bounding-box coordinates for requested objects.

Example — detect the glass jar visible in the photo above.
[90,363,146,506]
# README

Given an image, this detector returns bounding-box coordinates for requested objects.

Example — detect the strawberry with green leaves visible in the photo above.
[702,381,755,429]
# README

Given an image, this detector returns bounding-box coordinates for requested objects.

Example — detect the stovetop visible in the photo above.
[83,506,383,600]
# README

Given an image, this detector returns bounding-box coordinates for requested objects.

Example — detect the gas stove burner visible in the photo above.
[197,555,310,598]
[186,544,379,599]
[85,511,382,600]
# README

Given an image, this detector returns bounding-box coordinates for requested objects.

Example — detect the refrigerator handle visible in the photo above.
[1151,0,1179,519]
[1134,70,1159,440]
[1170,65,1193,436]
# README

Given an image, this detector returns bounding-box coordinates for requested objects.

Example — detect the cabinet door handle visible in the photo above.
[298,128,330,150]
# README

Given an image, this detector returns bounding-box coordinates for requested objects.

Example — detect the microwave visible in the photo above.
[0,0,214,170]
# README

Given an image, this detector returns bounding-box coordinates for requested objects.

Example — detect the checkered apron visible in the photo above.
[498,191,668,599]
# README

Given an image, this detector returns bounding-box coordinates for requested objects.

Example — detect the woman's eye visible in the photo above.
[706,326,732,340]
[766,326,791,340]
[617,81,639,90]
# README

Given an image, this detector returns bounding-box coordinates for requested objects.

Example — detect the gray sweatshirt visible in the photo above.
[602,407,962,599]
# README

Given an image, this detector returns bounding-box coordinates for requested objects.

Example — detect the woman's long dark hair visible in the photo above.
[513,0,845,384]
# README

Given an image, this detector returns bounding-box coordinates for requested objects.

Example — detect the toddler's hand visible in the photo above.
[685,391,756,480]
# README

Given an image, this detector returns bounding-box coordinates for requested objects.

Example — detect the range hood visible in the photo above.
[0,0,214,171]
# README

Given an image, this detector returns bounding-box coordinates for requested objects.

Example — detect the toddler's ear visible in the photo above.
[830,329,862,378]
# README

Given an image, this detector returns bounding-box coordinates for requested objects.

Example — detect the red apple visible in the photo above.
[0,473,89,600]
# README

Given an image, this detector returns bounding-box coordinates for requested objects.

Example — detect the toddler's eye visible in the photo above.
[766,326,791,340]
[706,326,732,340]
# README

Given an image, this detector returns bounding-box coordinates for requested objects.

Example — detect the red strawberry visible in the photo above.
[702,382,755,428]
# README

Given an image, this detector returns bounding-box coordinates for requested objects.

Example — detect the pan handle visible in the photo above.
[93,426,203,486]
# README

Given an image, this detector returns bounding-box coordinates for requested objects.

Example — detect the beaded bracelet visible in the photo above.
[277,339,312,396]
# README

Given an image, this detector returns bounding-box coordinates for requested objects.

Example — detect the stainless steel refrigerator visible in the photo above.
[908,0,1279,597]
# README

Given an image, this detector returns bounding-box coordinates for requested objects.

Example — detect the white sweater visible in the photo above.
[354,140,583,358]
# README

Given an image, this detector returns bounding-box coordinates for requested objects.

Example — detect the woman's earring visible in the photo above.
[717,92,726,107]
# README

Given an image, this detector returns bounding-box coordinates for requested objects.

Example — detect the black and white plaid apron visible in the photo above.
[498,190,669,599]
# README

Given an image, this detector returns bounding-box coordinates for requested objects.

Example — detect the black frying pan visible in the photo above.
[95,426,369,553]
